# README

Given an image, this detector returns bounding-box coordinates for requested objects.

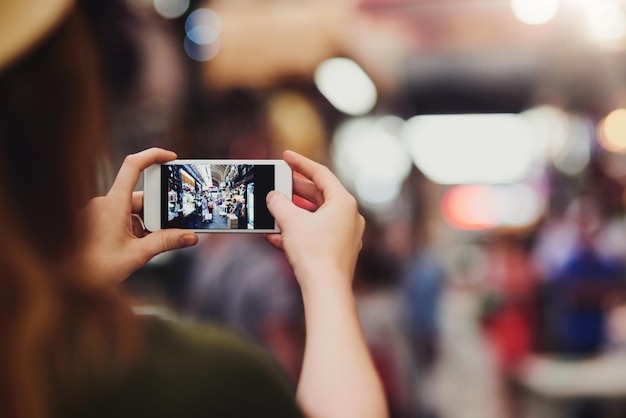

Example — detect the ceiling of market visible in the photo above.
[197,0,626,117]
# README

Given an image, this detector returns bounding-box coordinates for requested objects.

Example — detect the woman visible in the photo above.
[0,1,387,418]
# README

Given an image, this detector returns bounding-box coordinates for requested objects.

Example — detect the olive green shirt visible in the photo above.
[57,316,304,418]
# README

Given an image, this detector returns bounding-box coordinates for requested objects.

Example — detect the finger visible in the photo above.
[132,191,144,214]
[266,190,300,230]
[283,150,346,199]
[293,195,317,212]
[109,148,177,201]
[133,229,198,261]
[264,233,284,251]
[293,175,323,207]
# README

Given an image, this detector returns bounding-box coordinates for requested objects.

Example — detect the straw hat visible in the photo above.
[0,0,75,71]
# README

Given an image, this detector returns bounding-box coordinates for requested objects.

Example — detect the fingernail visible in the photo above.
[179,234,197,247]
[266,190,277,203]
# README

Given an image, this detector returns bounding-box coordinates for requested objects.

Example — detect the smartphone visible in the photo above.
[143,159,292,233]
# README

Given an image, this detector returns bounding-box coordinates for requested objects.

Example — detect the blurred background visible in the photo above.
[92,0,626,416]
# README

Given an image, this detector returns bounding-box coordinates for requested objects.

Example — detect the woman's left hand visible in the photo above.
[72,148,198,290]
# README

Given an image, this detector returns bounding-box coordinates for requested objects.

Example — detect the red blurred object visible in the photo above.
[293,172,317,211]
[484,307,532,374]
[441,185,498,230]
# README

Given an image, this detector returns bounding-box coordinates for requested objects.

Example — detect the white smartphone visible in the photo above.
[143,159,292,233]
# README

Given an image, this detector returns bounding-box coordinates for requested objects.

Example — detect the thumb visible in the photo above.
[137,230,198,260]
[266,190,297,227]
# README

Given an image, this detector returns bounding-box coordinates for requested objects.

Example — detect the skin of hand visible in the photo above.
[265,150,389,418]
[264,150,365,296]
[71,148,198,290]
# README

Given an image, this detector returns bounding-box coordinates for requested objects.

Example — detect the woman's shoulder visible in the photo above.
[67,312,303,418]
[142,313,283,375]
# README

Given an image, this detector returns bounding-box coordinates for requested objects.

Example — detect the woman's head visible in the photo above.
[0,0,106,263]
[0,0,74,72]
[0,3,136,417]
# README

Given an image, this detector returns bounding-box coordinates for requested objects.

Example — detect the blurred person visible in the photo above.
[353,223,417,418]
[522,196,626,418]
[0,2,388,418]
[201,191,212,223]
[546,245,624,357]
[195,188,203,223]
[166,84,329,381]
[481,233,538,374]
[230,195,246,229]
[534,197,626,357]
[518,293,626,418]
[430,243,509,418]
[401,244,447,418]
[477,233,540,418]
[532,196,619,285]
[180,233,304,380]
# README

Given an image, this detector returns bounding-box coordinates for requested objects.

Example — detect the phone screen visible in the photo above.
[161,163,275,231]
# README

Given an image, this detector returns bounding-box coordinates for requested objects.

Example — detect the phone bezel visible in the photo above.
[143,159,292,233]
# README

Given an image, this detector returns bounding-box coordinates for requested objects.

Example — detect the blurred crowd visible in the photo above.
[132,165,626,418]
[82,0,626,417]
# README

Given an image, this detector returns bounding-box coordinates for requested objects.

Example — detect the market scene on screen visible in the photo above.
[165,164,255,230]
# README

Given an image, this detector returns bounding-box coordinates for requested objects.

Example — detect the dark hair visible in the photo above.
[0,5,139,418]
[0,3,106,260]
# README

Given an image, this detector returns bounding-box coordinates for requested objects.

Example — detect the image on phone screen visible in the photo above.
[162,163,275,231]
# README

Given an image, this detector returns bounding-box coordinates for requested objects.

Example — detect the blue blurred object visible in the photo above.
[547,247,626,356]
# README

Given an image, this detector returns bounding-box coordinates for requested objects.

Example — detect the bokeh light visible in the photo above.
[184,8,221,61]
[587,1,626,42]
[441,185,498,230]
[331,116,412,208]
[153,0,189,19]
[403,114,535,185]
[314,58,378,116]
[511,0,559,25]
[521,105,570,162]
[522,106,591,176]
[355,175,403,206]
[441,183,543,230]
[598,108,626,153]
[552,115,592,176]
[497,183,544,227]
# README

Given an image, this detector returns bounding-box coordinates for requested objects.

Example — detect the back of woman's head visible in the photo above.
[0,0,105,261]
[0,2,137,417]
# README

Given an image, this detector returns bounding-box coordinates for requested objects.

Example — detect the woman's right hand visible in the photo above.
[265,150,365,296]
[265,151,388,418]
